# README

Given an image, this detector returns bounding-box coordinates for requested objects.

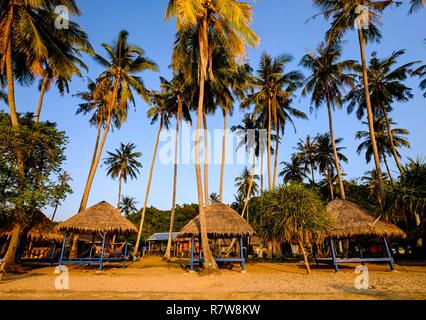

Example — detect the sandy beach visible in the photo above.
[1,256,425,300]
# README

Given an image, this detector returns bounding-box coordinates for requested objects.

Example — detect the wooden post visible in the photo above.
[240,237,246,273]
[190,237,194,272]
[329,238,339,272]
[123,241,128,268]
[383,237,395,271]
[59,233,67,266]
[99,234,106,272]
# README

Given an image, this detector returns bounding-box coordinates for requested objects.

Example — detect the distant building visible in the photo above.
[146,232,179,255]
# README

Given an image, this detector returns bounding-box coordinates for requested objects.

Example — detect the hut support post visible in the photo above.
[99,234,106,272]
[190,237,194,272]
[383,237,395,271]
[59,233,67,266]
[123,241,128,268]
[240,237,246,273]
[49,242,56,267]
[329,238,339,272]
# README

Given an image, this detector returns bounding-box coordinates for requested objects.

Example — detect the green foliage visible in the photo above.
[258,183,330,243]
[0,111,70,223]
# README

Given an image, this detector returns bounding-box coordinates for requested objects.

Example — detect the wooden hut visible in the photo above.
[0,211,62,263]
[177,203,255,272]
[317,199,406,271]
[55,201,137,271]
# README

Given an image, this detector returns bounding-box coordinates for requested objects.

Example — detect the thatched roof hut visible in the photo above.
[177,203,255,239]
[326,199,406,239]
[56,201,138,235]
[0,210,63,241]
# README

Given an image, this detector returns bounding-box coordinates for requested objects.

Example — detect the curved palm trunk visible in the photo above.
[357,29,384,205]
[1,30,25,276]
[326,89,345,200]
[383,153,394,183]
[197,18,218,273]
[164,104,182,261]
[203,111,209,205]
[273,131,279,188]
[267,98,272,191]
[51,201,59,221]
[133,120,163,257]
[35,76,48,123]
[381,104,403,174]
[327,166,334,200]
[117,172,123,209]
[219,110,227,202]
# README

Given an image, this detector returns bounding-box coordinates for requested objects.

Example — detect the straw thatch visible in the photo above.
[326,199,406,239]
[56,201,138,235]
[0,211,63,241]
[177,203,255,238]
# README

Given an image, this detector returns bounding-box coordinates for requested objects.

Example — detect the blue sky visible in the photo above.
[5,0,426,221]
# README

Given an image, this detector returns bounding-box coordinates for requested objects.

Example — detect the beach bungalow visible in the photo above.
[146,232,179,255]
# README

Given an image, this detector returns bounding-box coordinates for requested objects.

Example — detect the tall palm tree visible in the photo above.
[244,53,304,191]
[301,41,356,199]
[51,171,73,222]
[104,143,142,208]
[120,196,138,218]
[133,93,172,257]
[294,135,318,184]
[346,50,417,173]
[413,64,426,98]
[315,133,348,199]
[279,156,308,184]
[0,0,88,280]
[166,0,259,273]
[356,118,410,181]
[160,74,192,262]
[79,30,157,211]
[234,167,259,223]
[313,0,398,204]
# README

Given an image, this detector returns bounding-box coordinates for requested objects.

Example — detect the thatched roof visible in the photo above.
[56,201,138,235]
[0,211,63,241]
[326,199,406,239]
[177,203,255,238]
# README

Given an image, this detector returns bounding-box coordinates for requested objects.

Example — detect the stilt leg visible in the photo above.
[190,237,194,272]
[99,235,106,272]
[330,238,339,272]
[383,237,395,271]
[59,233,67,267]
[240,237,246,273]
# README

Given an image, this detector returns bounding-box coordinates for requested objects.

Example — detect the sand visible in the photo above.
[1,256,426,300]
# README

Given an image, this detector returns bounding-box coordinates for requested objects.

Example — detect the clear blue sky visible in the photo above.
[5,0,426,221]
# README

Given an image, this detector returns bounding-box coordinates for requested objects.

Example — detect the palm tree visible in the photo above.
[133,93,172,258]
[315,133,348,200]
[412,64,426,98]
[120,196,138,217]
[104,143,142,208]
[244,53,304,191]
[51,171,73,221]
[301,41,356,199]
[279,156,308,184]
[313,0,398,204]
[79,30,157,211]
[294,135,318,184]
[209,192,220,203]
[166,0,259,273]
[356,118,410,181]
[409,0,425,13]
[160,74,192,262]
[346,50,417,174]
[362,169,389,205]
[234,167,259,223]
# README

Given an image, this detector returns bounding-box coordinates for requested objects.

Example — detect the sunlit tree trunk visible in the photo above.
[197,17,218,273]
[133,120,163,257]
[298,239,311,274]
[35,76,48,123]
[219,110,227,202]
[326,88,345,200]
[267,97,272,191]
[383,154,394,183]
[260,152,264,194]
[0,224,21,281]
[117,171,123,208]
[327,166,334,200]
[357,29,384,205]
[203,111,209,205]
[273,130,279,188]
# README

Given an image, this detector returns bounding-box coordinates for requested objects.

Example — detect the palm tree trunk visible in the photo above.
[311,163,315,184]
[267,98,272,191]
[51,201,59,221]
[164,113,181,261]
[242,153,256,220]
[381,104,403,174]
[197,17,218,273]
[383,153,394,183]
[273,131,279,188]
[35,76,48,123]
[133,120,163,257]
[357,29,384,205]
[117,172,123,209]
[326,89,345,200]
[219,110,228,202]
[298,239,311,274]
[0,224,21,282]
[203,111,209,205]
[91,118,103,171]
[328,166,334,200]
[260,152,264,194]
